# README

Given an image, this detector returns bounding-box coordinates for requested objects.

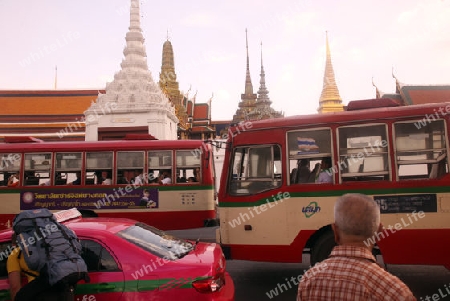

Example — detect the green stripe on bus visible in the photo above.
[218,185,450,207]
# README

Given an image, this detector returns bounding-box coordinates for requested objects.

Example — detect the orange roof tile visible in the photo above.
[400,86,450,105]
[193,103,209,120]
[0,123,83,128]
[0,90,102,115]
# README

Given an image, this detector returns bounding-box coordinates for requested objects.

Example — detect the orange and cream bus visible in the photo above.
[217,99,450,269]
[0,137,217,230]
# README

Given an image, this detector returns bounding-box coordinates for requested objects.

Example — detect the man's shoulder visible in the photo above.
[6,248,22,271]
[7,247,21,259]
[299,258,415,300]
[301,261,329,280]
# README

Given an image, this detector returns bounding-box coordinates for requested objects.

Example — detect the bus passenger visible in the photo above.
[100,171,112,185]
[40,179,51,186]
[297,159,311,183]
[133,169,143,185]
[158,170,172,185]
[7,173,19,187]
[193,167,201,182]
[316,157,333,183]
[68,172,81,185]
[117,171,130,184]
[297,194,416,300]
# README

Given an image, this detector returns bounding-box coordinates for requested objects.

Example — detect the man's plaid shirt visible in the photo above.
[297,245,416,301]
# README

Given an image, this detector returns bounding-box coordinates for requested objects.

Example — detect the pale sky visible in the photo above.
[0,0,449,121]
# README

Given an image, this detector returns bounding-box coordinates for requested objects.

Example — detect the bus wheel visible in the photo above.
[310,230,336,266]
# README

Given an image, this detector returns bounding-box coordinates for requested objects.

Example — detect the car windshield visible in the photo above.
[116,222,194,260]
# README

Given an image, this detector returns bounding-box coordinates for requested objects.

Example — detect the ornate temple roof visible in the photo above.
[0,90,101,115]
[85,0,177,124]
[232,30,282,123]
[0,0,213,141]
[0,90,101,140]
[247,42,283,120]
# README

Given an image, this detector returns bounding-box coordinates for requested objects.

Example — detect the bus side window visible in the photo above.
[117,151,144,185]
[24,153,52,186]
[86,152,113,185]
[395,120,448,180]
[148,151,172,184]
[338,124,389,183]
[287,129,332,185]
[0,153,21,187]
[176,150,201,184]
[55,152,82,185]
[229,145,281,195]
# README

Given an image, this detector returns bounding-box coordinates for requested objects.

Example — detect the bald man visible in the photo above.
[297,193,416,300]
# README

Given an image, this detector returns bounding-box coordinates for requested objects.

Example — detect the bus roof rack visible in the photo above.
[346,98,401,111]
[123,134,158,140]
[3,136,44,143]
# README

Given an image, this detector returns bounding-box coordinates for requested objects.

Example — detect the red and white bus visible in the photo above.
[217,100,450,269]
[0,137,217,230]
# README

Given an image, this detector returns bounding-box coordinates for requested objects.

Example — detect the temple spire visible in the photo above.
[244,41,283,121]
[129,0,141,32]
[317,31,343,113]
[232,29,257,124]
[84,0,178,141]
[257,42,270,105]
[244,29,254,95]
[119,0,148,71]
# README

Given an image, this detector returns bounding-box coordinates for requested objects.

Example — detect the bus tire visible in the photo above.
[310,230,336,266]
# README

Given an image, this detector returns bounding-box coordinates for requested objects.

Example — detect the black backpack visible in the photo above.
[13,208,88,286]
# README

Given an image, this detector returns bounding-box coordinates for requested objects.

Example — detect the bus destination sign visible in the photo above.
[373,194,437,214]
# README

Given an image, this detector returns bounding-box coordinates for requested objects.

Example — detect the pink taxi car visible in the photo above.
[0,215,234,301]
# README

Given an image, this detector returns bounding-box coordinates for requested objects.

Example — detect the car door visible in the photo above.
[75,239,125,301]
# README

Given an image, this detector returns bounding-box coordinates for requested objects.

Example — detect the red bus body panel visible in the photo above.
[218,102,450,269]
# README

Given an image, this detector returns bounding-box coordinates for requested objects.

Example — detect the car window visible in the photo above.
[80,240,119,272]
[116,222,194,260]
[0,241,13,278]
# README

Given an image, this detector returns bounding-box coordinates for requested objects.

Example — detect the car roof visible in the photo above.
[64,217,137,234]
[0,217,138,240]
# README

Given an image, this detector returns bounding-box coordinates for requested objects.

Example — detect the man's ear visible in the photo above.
[377,223,384,234]
[331,223,340,245]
